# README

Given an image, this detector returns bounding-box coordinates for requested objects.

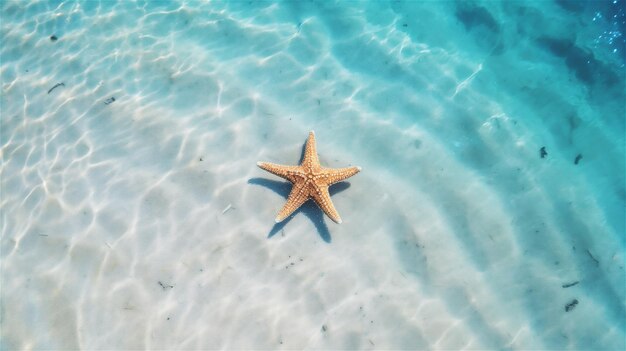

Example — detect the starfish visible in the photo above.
[257,131,361,224]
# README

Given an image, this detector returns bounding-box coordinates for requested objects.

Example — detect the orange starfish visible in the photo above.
[257,131,361,224]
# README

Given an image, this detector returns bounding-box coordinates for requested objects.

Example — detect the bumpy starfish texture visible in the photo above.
[257,131,361,224]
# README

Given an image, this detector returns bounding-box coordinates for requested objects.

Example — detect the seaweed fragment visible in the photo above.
[586,249,599,266]
[104,97,116,105]
[158,281,174,290]
[540,146,547,158]
[565,299,578,312]
[574,154,582,165]
[47,82,64,94]
[562,281,579,288]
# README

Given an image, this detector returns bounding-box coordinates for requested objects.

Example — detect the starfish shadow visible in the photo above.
[247,178,351,243]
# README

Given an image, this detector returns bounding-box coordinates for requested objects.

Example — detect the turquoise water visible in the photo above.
[1,1,625,350]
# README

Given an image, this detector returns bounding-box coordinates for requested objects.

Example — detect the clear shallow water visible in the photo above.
[1,1,624,350]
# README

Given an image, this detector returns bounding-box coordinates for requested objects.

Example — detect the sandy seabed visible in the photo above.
[1,1,625,350]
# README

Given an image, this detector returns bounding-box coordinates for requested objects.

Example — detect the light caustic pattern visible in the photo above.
[1,1,624,350]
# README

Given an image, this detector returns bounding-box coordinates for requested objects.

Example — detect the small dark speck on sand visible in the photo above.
[402,23,408,27]
[565,299,578,312]
[50,35,58,41]
[540,146,547,158]
[104,97,116,105]
[574,154,583,165]
[321,325,327,332]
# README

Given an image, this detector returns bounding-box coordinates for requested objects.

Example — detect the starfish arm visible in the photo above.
[275,183,309,222]
[302,131,320,168]
[257,162,302,182]
[323,166,361,185]
[311,186,342,224]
